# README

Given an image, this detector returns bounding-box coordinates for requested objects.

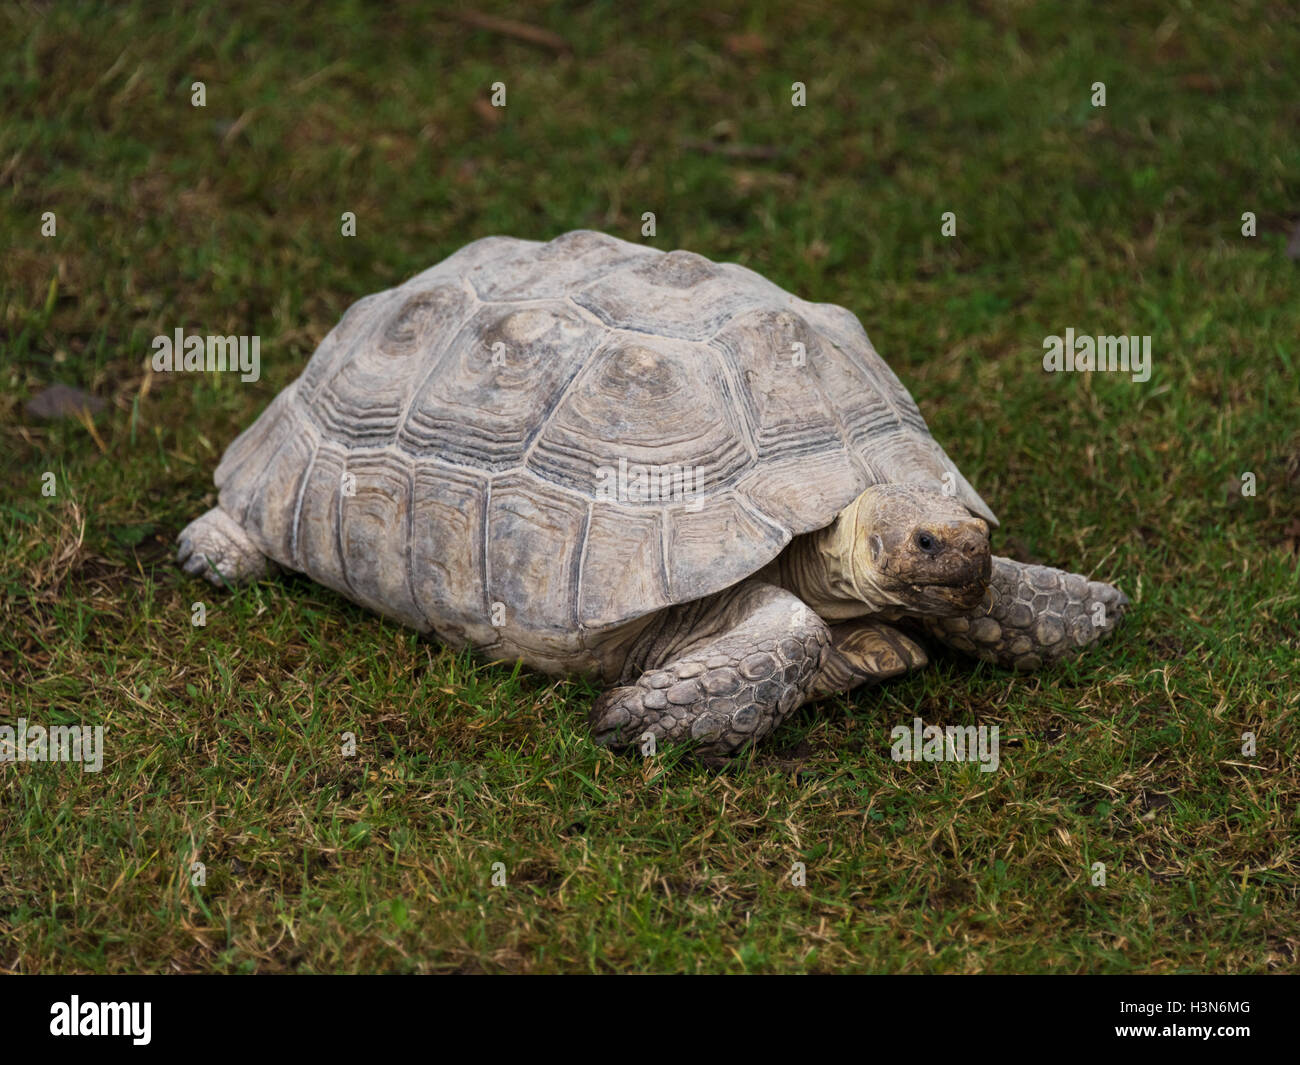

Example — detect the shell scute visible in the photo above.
[486,475,589,636]
[526,336,752,500]
[303,282,474,449]
[396,301,601,470]
[573,250,765,341]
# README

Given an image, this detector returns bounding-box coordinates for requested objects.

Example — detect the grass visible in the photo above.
[1,0,1297,973]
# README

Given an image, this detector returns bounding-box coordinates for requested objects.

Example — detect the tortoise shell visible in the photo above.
[213,230,995,660]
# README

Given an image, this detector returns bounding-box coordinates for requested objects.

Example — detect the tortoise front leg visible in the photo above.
[923,555,1129,670]
[810,620,928,697]
[589,581,829,757]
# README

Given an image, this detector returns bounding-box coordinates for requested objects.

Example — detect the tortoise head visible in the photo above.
[825,483,991,615]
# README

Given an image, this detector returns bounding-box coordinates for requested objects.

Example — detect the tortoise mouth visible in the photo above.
[906,576,989,615]
[938,582,988,610]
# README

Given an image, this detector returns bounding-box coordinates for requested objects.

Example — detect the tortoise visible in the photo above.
[178,230,1129,757]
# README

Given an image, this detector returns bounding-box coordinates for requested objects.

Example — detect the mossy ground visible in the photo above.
[1,0,1296,972]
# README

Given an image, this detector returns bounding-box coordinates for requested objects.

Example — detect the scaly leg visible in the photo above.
[811,620,928,696]
[923,555,1129,670]
[177,506,269,587]
[589,581,829,757]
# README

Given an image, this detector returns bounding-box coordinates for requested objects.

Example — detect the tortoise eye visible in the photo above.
[915,532,937,552]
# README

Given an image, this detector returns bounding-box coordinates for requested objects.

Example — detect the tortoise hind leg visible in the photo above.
[923,555,1129,670]
[589,581,830,757]
[177,506,269,587]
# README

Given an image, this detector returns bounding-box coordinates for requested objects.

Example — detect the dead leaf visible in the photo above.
[474,97,502,126]
[1180,73,1219,92]
[724,33,769,57]
[25,384,105,420]
[803,240,830,263]
[449,10,573,56]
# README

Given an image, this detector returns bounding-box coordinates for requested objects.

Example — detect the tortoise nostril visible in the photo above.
[950,524,988,559]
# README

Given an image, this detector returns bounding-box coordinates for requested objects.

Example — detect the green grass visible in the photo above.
[1,0,1297,973]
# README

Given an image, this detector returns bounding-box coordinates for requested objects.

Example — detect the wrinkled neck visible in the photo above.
[764,500,899,620]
